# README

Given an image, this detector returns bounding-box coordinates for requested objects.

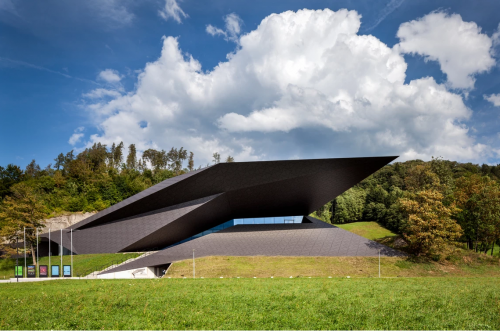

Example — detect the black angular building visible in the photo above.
[40,157,400,276]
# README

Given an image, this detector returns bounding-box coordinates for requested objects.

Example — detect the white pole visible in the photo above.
[24,227,26,278]
[60,228,62,277]
[36,228,38,278]
[378,250,381,278]
[71,229,73,278]
[193,249,195,279]
[49,228,51,277]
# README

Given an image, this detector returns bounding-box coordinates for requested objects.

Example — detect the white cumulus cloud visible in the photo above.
[97,69,122,84]
[82,9,494,165]
[159,0,187,23]
[484,94,500,107]
[396,11,495,90]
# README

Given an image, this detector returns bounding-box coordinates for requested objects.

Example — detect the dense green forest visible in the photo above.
[0,143,228,215]
[312,158,500,257]
[1,143,500,260]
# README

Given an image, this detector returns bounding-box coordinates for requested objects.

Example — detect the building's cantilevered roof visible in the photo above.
[42,156,397,255]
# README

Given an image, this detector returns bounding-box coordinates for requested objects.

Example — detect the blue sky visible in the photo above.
[1,0,500,169]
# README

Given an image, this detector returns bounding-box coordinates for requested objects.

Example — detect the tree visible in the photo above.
[399,189,462,258]
[113,142,124,169]
[0,164,23,199]
[404,164,441,193]
[0,183,48,264]
[54,153,65,171]
[167,147,187,174]
[126,144,137,170]
[212,152,221,164]
[142,149,168,173]
[332,188,366,224]
[188,152,194,171]
[226,155,235,163]
[454,175,500,252]
[25,160,41,178]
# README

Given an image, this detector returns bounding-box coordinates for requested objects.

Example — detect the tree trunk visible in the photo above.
[30,242,36,265]
[491,241,495,256]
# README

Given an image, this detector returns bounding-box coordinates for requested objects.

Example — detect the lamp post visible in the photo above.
[36,228,39,277]
[49,227,51,277]
[23,227,26,277]
[378,249,381,278]
[71,229,73,278]
[60,228,62,276]
[23,226,37,277]
[193,249,195,279]
[16,234,19,282]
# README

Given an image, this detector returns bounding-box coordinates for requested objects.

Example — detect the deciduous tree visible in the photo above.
[0,183,48,263]
[400,189,462,258]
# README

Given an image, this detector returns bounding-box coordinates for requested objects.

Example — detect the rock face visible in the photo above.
[41,212,96,234]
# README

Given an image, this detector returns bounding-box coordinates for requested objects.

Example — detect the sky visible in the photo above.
[1,0,500,169]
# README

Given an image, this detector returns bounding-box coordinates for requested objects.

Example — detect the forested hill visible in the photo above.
[1,144,500,259]
[311,157,500,256]
[0,142,231,215]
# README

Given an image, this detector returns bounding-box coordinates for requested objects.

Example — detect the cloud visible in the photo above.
[363,0,405,31]
[97,69,122,84]
[396,11,495,90]
[69,127,85,145]
[206,25,226,37]
[159,0,187,23]
[82,9,494,165]
[206,13,243,42]
[83,88,122,99]
[493,23,500,46]
[0,0,134,32]
[484,94,500,107]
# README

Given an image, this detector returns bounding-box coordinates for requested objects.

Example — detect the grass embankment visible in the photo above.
[166,255,500,278]
[1,277,499,329]
[335,221,397,240]
[0,253,141,279]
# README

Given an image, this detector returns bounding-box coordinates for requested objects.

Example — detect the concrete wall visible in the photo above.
[40,212,96,234]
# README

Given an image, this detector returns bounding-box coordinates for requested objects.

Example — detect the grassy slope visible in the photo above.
[1,278,499,330]
[335,221,396,240]
[166,255,500,278]
[0,253,141,279]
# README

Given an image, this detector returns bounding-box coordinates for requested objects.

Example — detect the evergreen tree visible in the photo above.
[212,152,221,164]
[25,160,40,178]
[126,144,137,170]
[114,142,124,169]
[188,152,194,171]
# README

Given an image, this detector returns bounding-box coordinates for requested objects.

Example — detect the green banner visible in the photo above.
[15,266,23,277]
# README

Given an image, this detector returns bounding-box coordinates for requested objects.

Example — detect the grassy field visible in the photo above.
[0,253,141,279]
[335,221,397,240]
[166,255,500,278]
[0,277,499,330]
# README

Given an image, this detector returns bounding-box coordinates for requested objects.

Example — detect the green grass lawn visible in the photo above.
[0,277,499,330]
[335,221,397,240]
[0,253,141,279]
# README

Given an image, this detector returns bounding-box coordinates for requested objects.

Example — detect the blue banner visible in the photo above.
[51,265,59,277]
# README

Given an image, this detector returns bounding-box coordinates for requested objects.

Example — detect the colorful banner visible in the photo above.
[15,266,23,278]
[63,265,71,277]
[39,265,48,277]
[51,265,60,277]
[27,265,36,278]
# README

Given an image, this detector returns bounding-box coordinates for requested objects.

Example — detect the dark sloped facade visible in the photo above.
[40,156,399,272]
